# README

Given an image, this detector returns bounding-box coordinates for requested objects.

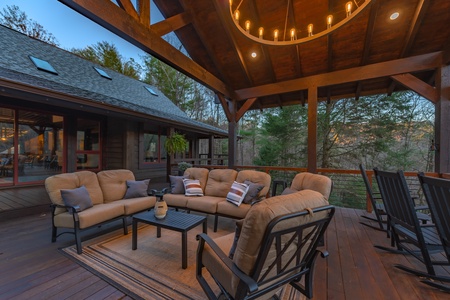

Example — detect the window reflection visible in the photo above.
[77,119,100,170]
[142,132,167,163]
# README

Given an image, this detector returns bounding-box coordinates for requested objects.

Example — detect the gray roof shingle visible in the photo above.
[0,25,227,136]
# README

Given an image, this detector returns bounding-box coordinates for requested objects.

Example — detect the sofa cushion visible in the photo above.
[169,175,187,194]
[186,196,223,213]
[281,187,298,195]
[113,197,156,215]
[236,170,271,199]
[242,180,264,204]
[53,202,125,229]
[45,171,104,215]
[183,179,204,196]
[124,179,150,199]
[290,172,332,200]
[226,181,249,207]
[205,169,238,197]
[97,169,136,202]
[217,201,251,219]
[163,193,189,208]
[184,168,209,191]
[231,189,329,291]
[60,185,93,213]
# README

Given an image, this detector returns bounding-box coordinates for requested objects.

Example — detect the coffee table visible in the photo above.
[132,210,207,269]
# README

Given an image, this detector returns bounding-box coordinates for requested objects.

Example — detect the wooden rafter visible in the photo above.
[150,12,191,37]
[116,0,139,20]
[216,93,232,122]
[235,52,442,100]
[58,0,234,99]
[400,0,431,57]
[391,73,439,103]
[236,97,257,122]
[137,0,150,28]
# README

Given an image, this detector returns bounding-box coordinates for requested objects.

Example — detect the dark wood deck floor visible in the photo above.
[1,205,449,299]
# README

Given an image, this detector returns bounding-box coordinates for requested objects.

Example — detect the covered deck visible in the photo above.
[0,201,448,299]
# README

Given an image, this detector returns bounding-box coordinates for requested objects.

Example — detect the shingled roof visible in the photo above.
[0,25,227,136]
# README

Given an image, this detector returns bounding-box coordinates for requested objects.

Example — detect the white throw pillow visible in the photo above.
[183,178,204,196]
[226,181,249,206]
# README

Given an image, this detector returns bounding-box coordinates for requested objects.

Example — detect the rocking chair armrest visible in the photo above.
[197,233,259,293]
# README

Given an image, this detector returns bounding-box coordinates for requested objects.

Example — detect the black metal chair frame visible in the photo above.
[196,205,335,300]
[373,169,445,278]
[418,173,450,292]
[359,164,389,233]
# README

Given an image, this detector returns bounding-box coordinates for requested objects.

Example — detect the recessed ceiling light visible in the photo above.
[251,52,257,58]
[390,12,399,20]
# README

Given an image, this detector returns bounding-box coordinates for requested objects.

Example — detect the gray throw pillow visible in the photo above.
[60,185,93,213]
[242,180,264,204]
[124,179,150,199]
[281,187,298,195]
[169,175,187,194]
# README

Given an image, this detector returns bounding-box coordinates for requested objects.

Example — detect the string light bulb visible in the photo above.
[346,2,353,17]
[290,28,296,40]
[327,15,333,29]
[245,20,250,32]
[234,10,240,21]
[274,29,279,42]
[307,24,313,37]
[258,27,264,39]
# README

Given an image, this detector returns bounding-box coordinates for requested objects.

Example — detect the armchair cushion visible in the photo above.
[124,179,150,199]
[60,185,93,213]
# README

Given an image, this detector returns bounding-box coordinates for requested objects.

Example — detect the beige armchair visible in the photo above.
[196,190,334,299]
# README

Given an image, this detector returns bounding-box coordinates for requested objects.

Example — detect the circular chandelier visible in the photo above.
[229,0,373,46]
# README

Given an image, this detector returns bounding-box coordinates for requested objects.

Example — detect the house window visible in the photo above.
[76,119,100,170]
[142,132,167,164]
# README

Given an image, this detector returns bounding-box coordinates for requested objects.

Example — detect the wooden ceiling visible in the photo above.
[59,0,450,114]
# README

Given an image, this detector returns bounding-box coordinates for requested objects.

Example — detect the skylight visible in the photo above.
[144,86,159,96]
[93,67,112,79]
[29,56,58,75]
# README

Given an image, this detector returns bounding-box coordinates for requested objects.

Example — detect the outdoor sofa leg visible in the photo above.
[75,227,82,254]
[123,217,128,235]
[214,215,219,232]
[51,225,57,243]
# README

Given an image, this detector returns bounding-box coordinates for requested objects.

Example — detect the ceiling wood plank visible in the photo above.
[116,0,139,21]
[391,73,439,103]
[58,0,233,99]
[138,0,150,28]
[360,0,379,65]
[236,97,257,122]
[150,12,191,37]
[236,52,442,100]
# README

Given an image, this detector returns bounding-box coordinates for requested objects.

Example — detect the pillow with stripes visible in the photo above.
[183,178,204,196]
[226,181,249,207]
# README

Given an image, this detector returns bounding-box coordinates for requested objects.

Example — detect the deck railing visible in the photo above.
[171,162,440,212]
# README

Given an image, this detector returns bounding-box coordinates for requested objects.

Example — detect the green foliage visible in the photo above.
[165,132,188,155]
[0,5,59,46]
[71,41,141,79]
[177,161,192,172]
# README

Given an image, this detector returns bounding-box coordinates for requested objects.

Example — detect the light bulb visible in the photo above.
[274,29,279,41]
[245,20,250,32]
[290,28,296,40]
[346,2,353,17]
[307,24,313,37]
[258,27,264,39]
[327,15,333,29]
[234,10,240,21]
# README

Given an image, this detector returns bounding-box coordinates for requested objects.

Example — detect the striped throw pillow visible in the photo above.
[183,179,204,196]
[226,181,249,206]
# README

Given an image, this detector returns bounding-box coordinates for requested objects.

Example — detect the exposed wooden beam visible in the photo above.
[212,0,253,86]
[58,0,234,99]
[137,0,150,28]
[236,98,257,122]
[235,52,442,100]
[116,0,139,20]
[216,93,232,122]
[435,65,450,173]
[401,0,431,57]
[150,12,191,36]
[360,0,379,65]
[391,73,439,104]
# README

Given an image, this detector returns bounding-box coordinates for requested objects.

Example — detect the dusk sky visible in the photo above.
[0,0,164,63]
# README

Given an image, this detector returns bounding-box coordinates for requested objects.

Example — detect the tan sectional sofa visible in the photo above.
[164,168,272,231]
[45,169,156,254]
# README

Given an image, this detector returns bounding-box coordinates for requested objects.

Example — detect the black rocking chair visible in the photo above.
[418,173,450,292]
[373,169,444,278]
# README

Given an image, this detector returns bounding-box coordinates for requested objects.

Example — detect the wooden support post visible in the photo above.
[307,86,318,173]
[228,100,237,168]
[435,65,450,173]
[208,136,214,165]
